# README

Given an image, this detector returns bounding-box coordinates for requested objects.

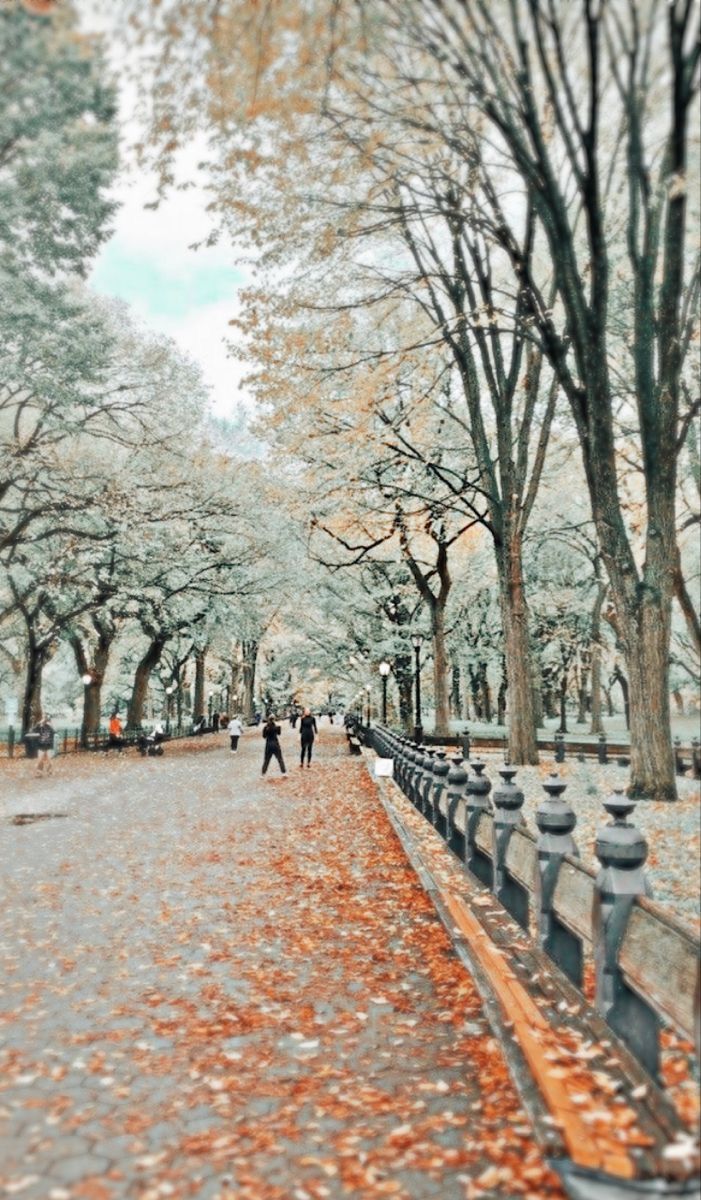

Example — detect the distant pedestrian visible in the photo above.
[108,712,124,752]
[261,717,286,776]
[212,710,220,732]
[227,714,243,753]
[289,709,298,729]
[299,708,318,768]
[33,714,55,775]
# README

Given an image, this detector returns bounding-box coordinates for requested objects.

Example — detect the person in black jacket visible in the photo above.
[261,716,286,776]
[33,714,55,775]
[299,708,318,768]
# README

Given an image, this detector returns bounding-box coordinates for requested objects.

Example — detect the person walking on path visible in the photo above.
[227,714,243,753]
[299,708,318,768]
[261,716,286,776]
[33,714,55,775]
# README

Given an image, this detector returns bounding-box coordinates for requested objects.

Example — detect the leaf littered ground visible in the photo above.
[0,725,564,1199]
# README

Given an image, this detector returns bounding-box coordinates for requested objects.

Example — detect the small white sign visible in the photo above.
[374,758,394,778]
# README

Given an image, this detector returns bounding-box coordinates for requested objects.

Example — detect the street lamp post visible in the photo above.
[207,690,214,728]
[165,684,175,736]
[411,634,424,743]
[379,660,391,724]
[364,683,372,727]
[81,672,93,748]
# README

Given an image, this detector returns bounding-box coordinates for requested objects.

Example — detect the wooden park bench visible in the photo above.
[346,730,363,755]
[366,728,701,1200]
[674,737,701,779]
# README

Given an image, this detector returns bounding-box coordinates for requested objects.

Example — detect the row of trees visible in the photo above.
[0,5,303,741]
[124,0,700,798]
[6,4,698,799]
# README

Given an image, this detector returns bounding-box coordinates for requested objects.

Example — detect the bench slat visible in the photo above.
[619,899,700,1043]
[503,827,537,890]
[551,857,596,945]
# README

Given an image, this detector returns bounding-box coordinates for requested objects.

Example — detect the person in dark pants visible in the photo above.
[299,708,318,767]
[33,714,55,775]
[108,712,125,752]
[261,716,286,776]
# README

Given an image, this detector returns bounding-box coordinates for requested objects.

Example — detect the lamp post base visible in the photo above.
[413,723,424,744]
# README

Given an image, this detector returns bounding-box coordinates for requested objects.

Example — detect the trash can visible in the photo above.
[23,732,40,759]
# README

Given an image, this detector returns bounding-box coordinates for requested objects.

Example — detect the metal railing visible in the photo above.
[0,721,225,758]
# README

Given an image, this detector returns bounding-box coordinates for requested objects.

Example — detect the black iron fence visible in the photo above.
[0,722,224,758]
[367,724,700,1083]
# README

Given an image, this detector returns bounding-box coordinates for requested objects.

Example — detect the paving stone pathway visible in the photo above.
[0,725,564,1200]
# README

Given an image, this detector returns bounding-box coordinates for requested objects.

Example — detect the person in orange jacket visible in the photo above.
[108,712,124,751]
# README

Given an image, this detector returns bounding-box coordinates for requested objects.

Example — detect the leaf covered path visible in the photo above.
[0,727,564,1199]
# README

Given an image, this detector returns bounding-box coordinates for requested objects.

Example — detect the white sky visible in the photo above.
[80,4,249,420]
[89,164,250,420]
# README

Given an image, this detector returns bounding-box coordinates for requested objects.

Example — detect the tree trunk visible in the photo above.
[71,625,115,743]
[462,661,471,721]
[450,661,461,717]
[498,536,539,763]
[673,544,701,659]
[241,640,258,721]
[576,662,589,724]
[589,583,607,735]
[558,669,568,734]
[22,638,44,736]
[193,649,206,721]
[624,607,676,801]
[395,653,413,732]
[532,682,543,729]
[479,663,492,724]
[431,604,451,736]
[497,656,507,726]
[229,658,243,714]
[612,666,630,731]
[468,665,482,719]
[590,645,604,734]
[127,637,167,730]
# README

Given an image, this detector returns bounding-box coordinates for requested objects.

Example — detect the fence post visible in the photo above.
[464,761,493,886]
[445,755,467,858]
[460,728,471,762]
[597,732,608,764]
[491,767,528,930]
[8,726,14,758]
[420,749,437,820]
[408,744,423,807]
[395,738,408,792]
[535,774,581,986]
[692,738,701,780]
[593,787,658,1079]
[430,751,450,836]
